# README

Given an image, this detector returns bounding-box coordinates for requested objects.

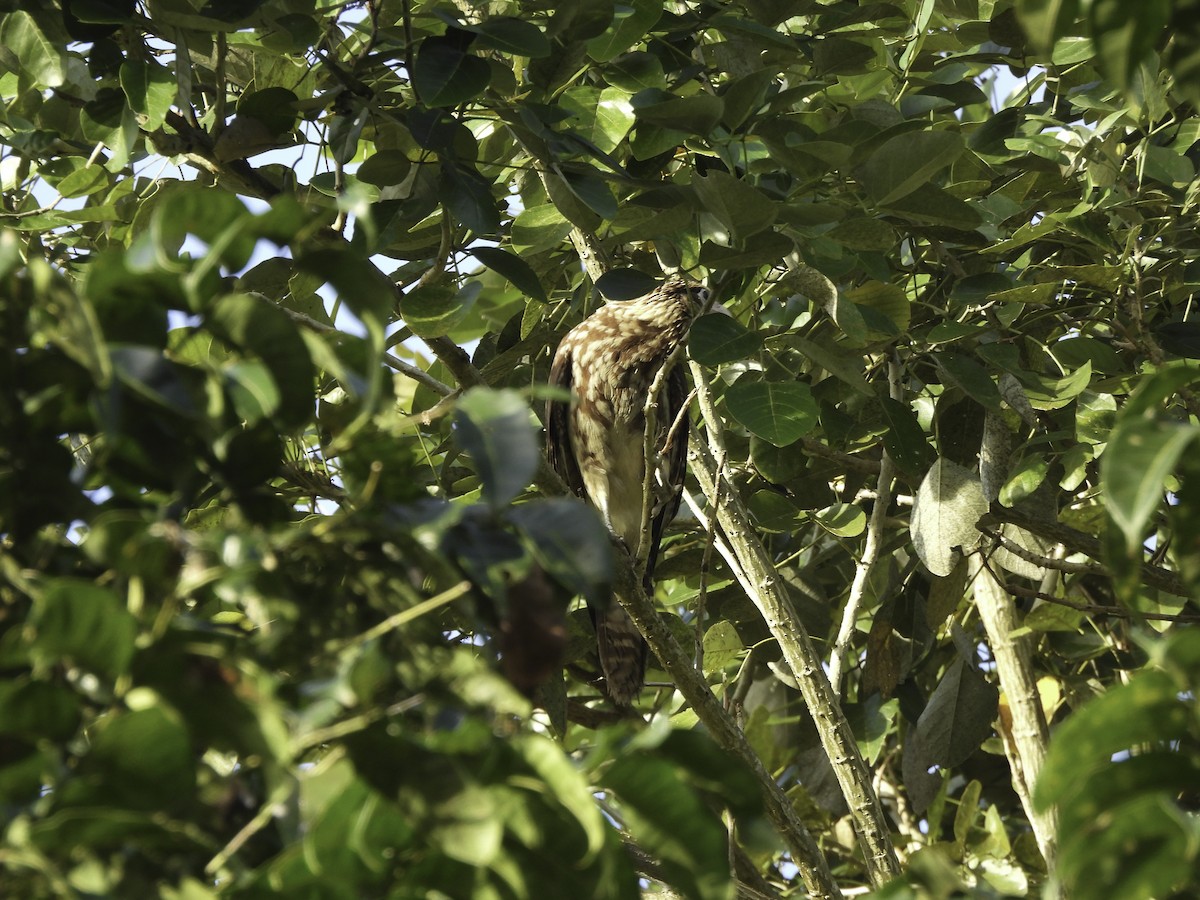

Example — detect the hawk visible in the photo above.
[546,278,711,705]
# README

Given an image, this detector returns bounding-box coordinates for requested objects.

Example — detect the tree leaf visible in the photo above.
[2,12,65,89]
[31,580,136,679]
[633,92,724,136]
[470,247,546,302]
[857,130,966,205]
[691,169,777,241]
[455,387,540,509]
[595,268,659,300]
[507,499,613,609]
[119,58,176,130]
[413,35,490,107]
[911,458,988,576]
[688,314,762,366]
[401,282,479,338]
[1089,0,1172,88]
[915,656,998,768]
[1102,417,1200,556]
[601,755,733,900]
[586,0,663,62]
[725,381,819,447]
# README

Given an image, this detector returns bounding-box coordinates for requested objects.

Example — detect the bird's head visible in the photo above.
[624,276,728,327]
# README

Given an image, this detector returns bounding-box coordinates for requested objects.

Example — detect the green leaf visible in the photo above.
[910,458,988,576]
[507,499,613,609]
[688,314,762,366]
[814,503,866,537]
[455,387,539,509]
[297,247,394,326]
[698,231,796,270]
[442,164,500,235]
[510,204,572,253]
[846,695,900,766]
[633,93,724,136]
[1102,417,1200,556]
[1035,671,1193,810]
[470,247,546,302]
[0,680,81,742]
[720,68,776,132]
[702,620,745,676]
[356,150,411,187]
[119,58,176,130]
[433,784,504,865]
[31,580,137,679]
[586,0,663,61]
[564,168,617,220]
[513,734,607,860]
[414,35,491,107]
[1,12,65,89]
[999,455,1048,507]
[879,397,936,475]
[881,184,983,232]
[224,359,281,424]
[470,17,551,57]
[1015,0,1082,54]
[691,170,777,241]
[76,704,195,813]
[747,489,803,532]
[1062,794,1196,900]
[937,352,1003,411]
[210,292,315,430]
[725,381,818,447]
[595,268,659,300]
[56,164,110,199]
[1089,0,1171,88]
[915,656,998,768]
[857,131,966,205]
[400,283,478,338]
[844,281,910,335]
[591,86,636,153]
[601,755,733,900]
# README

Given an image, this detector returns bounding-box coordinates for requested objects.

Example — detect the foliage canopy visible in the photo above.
[3,1,1200,898]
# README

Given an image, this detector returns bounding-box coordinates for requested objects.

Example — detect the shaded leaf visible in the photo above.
[455,387,540,508]
[725,381,819,447]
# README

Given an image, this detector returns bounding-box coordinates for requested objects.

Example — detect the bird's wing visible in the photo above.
[545,341,586,498]
[644,364,689,585]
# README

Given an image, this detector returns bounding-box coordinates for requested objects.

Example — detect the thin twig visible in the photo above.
[386,351,454,396]
[982,509,1187,597]
[829,357,900,692]
[635,341,692,581]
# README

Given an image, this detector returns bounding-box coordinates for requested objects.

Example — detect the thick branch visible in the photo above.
[604,546,840,899]
[969,554,1057,875]
[686,362,901,887]
[531,470,837,895]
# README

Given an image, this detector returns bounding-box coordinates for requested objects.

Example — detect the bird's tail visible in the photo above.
[595,600,648,707]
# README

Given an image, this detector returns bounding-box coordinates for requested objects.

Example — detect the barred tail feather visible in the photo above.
[595,601,647,707]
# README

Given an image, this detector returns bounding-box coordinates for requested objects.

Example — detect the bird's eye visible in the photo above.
[693,287,711,304]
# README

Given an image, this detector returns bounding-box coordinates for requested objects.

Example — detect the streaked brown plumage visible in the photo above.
[546,278,710,705]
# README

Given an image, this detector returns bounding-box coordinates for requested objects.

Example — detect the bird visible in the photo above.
[545,277,711,706]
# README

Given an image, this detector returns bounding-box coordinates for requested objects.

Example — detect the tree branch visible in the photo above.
[982,509,1187,597]
[968,554,1057,875]
[686,361,901,888]
[531,459,839,894]
[829,357,901,692]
